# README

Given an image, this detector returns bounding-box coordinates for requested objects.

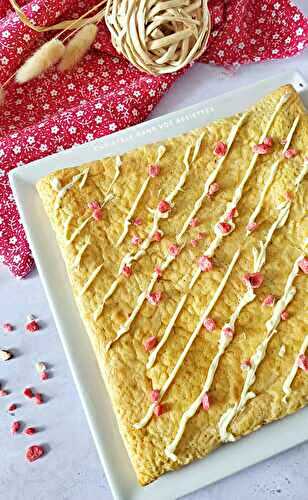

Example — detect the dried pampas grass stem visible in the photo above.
[0,87,5,105]
[58,24,98,72]
[16,39,65,84]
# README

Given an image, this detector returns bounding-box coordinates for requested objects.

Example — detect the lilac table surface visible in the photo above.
[1,2,307,498]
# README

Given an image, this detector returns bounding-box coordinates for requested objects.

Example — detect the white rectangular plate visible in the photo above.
[10,71,308,500]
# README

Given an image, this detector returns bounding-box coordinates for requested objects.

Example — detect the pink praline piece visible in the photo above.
[198,255,213,272]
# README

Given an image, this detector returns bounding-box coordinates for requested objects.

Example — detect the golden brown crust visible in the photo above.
[37,84,308,485]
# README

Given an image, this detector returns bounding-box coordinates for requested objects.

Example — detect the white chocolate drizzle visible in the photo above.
[147,293,188,369]
[94,138,202,321]
[72,238,91,270]
[246,115,300,233]
[103,155,122,205]
[53,168,89,210]
[79,263,104,297]
[134,248,241,430]
[105,253,175,349]
[116,176,151,246]
[65,215,92,246]
[218,255,303,443]
[93,276,122,321]
[163,200,293,459]
[50,178,61,191]
[147,101,288,369]
[294,156,308,189]
[278,344,286,358]
[64,215,73,239]
[282,335,308,403]
[176,112,248,242]
[116,146,166,247]
[191,131,205,162]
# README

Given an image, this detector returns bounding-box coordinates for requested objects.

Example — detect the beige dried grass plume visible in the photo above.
[58,24,98,72]
[105,0,211,75]
[16,39,65,84]
[0,87,5,105]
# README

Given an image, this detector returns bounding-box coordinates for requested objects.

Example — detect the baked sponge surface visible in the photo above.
[37,84,308,485]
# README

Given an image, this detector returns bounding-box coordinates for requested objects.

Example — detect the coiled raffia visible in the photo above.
[105,0,211,75]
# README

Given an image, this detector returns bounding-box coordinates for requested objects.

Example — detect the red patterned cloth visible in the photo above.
[0,0,307,278]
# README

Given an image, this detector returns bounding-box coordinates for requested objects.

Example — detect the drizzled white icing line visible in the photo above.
[282,335,308,403]
[94,138,202,321]
[103,155,122,205]
[191,131,205,162]
[79,167,89,188]
[212,92,290,242]
[200,93,289,259]
[176,112,248,242]
[163,199,293,459]
[147,293,188,369]
[118,144,192,272]
[116,146,166,247]
[65,215,92,247]
[146,96,290,370]
[116,177,151,246]
[50,178,61,190]
[218,255,303,443]
[72,238,91,270]
[164,287,255,461]
[93,276,122,321]
[64,215,73,239]
[294,156,308,189]
[134,248,241,430]
[79,263,104,297]
[105,253,175,350]
[53,168,89,210]
[246,115,300,234]
[278,344,286,358]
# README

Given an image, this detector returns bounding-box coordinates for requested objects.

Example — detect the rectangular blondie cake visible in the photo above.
[37,84,308,485]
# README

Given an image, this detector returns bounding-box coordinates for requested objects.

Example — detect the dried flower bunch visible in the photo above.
[0,0,211,104]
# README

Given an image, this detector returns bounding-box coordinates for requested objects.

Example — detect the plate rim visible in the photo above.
[9,70,308,500]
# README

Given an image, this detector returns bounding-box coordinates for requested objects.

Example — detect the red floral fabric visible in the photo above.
[0,0,306,278]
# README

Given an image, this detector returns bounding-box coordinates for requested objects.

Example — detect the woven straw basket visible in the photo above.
[105,0,211,75]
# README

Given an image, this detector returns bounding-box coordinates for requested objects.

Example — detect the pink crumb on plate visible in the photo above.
[26,320,40,333]
[11,421,21,434]
[3,323,14,333]
[24,427,36,436]
[34,393,44,405]
[23,387,34,399]
[25,445,44,463]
